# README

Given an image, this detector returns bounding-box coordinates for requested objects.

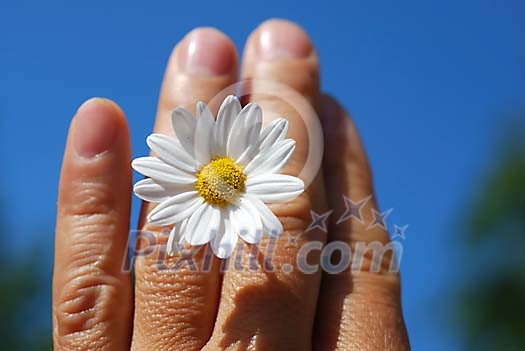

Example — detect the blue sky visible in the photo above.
[2,0,524,349]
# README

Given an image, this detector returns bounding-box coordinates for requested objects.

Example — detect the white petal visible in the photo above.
[178,218,189,243]
[257,118,288,151]
[147,191,202,226]
[244,108,263,149]
[245,194,283,236]
[243,139,295,177]
[133,178,193,203]
[210,211,238,259]
[246,174,304,203]
[236,118,288,165]
[227,103,262,160]
[132,157,196,184]
[196,101,207,116]
[230,199,263,244]
[194,102,214,164]
[185,203,221,245]
[171,108,197,157]
[167,218,188,255]
[146,134,198,173]
[174,219,191,246]
[214,95,241,156]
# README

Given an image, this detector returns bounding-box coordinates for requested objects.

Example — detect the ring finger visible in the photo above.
[206,19,328,350]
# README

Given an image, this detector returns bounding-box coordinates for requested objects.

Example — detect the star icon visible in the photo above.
[286,233,300,247]
[392,224,409,239]
[305,210,333,233]
[367,208,393,230]
[336,195,372,224]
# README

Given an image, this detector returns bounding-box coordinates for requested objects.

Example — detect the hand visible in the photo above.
[52,19,409,350]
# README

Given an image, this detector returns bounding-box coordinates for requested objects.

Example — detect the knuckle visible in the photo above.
[271,192,313,236]
[351,272,402,305]
[352,238,400,274]
[133,262,213,349]
[58,179,124,273]
[60,179,117,218]
[55,272,121,349]
[61,215,119,273]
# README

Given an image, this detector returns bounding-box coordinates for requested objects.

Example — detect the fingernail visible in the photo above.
[256,19,313,60]
[73,98,119,158]
[177,28,235,76]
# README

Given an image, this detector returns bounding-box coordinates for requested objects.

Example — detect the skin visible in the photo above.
[53,19,410,351]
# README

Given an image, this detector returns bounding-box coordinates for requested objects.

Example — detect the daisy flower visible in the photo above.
[132,95,304,258]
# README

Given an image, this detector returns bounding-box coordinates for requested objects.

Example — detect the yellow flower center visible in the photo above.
[195,157,247,206]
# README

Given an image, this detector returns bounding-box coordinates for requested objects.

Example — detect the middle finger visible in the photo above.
[131,28,238,351]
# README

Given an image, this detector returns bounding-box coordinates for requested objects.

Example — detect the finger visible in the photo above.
[131,28,238,351]
[314,96,410,350]
[206,19,327,350]
[53,98,133,350]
